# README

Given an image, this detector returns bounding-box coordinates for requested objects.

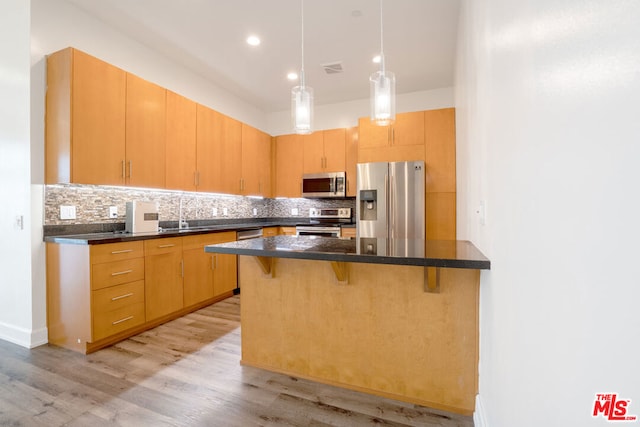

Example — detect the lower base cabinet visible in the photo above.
[46,231,237,354]
[145,237,184,321]
[183,231,237,307]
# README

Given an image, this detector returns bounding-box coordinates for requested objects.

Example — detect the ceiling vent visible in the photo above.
[321,61,344,74]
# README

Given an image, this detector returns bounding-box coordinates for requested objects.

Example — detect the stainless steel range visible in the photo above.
[295,208,352,238]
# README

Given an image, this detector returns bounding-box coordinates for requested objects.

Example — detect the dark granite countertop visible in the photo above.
[204,235,491,270]
[43,219,331,245]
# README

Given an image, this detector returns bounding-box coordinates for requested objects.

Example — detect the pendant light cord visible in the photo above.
[379,0,385,74]
[300,0,306,87]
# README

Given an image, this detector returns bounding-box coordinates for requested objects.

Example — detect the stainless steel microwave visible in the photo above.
[302,172,346,198]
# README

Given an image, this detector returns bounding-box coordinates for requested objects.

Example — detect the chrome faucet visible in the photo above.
[178,197,188,230]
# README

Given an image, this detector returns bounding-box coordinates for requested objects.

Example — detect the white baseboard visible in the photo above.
[474,394,488,427]
[0,321,48,348]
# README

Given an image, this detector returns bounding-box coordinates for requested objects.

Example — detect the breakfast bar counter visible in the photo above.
[205,236,490,415]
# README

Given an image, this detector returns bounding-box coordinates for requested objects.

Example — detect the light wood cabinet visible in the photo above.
[424,107,457,240]
[196,105,242,194]
[166,91,197,191]
[358,111,425,163]
[46,47,126,185]
[46,240,145,353]
[182,231,237,307]
[262,227,280,237]
[425,108,456,193]
[345,127,358,197]
[340,227,356,238]
[275,134,304,197]
[125,74,166,188]
[303,130,346,174]
[47,232,239,354]
[46,47,169,188]
[144,237,184,321]
[241,124,272,197]
[279,226,297,236]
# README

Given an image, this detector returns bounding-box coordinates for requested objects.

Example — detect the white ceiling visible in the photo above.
[63,0,461,113]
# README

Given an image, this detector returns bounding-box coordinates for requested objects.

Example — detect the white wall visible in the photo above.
[266,87,454,136]
[0,0,46,347]
[30,0,268,132]
[455,1,640,426]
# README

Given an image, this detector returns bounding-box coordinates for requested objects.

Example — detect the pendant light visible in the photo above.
[370,0,396,126]
[292,0,313,134]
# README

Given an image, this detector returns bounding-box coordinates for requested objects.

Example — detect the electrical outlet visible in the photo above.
[60,205,76,220]
[223,207,228,216]
[291,208,299,216]
[212,208,218,217]
[253,208,258,216]
[109,206,118,218]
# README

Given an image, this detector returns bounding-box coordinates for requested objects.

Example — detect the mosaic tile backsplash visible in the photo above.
[45,184,355,226]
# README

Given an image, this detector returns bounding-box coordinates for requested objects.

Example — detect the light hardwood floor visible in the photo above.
[0,296,473,426]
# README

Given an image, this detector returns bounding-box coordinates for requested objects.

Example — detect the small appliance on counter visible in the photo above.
[125,201,159,234]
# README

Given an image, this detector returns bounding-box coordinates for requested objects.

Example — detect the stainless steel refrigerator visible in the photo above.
[356,161,425,256]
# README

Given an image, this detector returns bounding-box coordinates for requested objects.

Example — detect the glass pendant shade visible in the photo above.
[292,84,313,134]
[370,69,396,126]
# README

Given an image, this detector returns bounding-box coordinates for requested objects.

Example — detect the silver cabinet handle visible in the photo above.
[112,316,133,325]
[111,269,133,276]
[111,249,133,254]
[128,161,132,178]
[181,259,184,278]
[157,244,175,248]
[111,292,134,301]
[121,160,125,179]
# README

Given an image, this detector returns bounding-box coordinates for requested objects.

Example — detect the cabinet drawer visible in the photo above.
[93,280,144,314]
[182,231,236,251]
[92,257,144,290]
[91,241,144,264]
[93,302,145,341]
[144,237,182,256]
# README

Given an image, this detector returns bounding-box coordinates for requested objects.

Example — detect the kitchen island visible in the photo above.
[205,236,490,415]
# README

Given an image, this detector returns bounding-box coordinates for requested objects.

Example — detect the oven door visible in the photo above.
[296,226,341,238]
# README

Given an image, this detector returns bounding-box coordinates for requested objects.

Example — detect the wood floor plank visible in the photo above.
[0,295,472,426]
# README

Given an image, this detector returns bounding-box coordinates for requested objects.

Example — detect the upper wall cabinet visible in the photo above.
[303,129,346,174]
[241,124,272,197]
[345,127,358,197]
[357,111,426,163]
[46,47,168,188]
[46,48,127,185]
[165,91,197,191]
[196,105,242,194]
[125,74,166,188]
[275,134,304,198]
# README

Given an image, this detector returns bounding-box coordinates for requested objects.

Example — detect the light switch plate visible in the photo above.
[212,208,218,216]
[223,207,228,216]
[60,205,76,220]
[253,208,258,216]
[291,208,299,216]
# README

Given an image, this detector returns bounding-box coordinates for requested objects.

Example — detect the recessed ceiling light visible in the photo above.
[372,55,381,64]
[287,72,298,80]
[246,35,261,46]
